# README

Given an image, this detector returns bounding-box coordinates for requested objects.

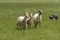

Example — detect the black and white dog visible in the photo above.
[49,14,58,20]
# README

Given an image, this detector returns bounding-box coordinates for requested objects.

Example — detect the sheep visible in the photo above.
[17,12,33,29]
[26,13,33,28]
[33,10,42,28]
[17,15,28,29]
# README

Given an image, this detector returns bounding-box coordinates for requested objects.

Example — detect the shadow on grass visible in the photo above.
[14,27,35,31]
[15,27,26,31]
[14,24,41,31]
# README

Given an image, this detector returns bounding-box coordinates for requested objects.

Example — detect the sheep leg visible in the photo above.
[26,23,27,29]
[17,22,23,28]
[17,22,20,28]
[39,21,41,27]
[23,23,26,29]
[34,21,38,28]
[27,19,32,29]
[22,22,27,29]
[17,22,18,27]
[28,24,31,29]
[30,20,32,28]
[25,20,28,29]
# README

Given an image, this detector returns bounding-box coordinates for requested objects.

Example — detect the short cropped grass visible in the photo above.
[0,3,60,40]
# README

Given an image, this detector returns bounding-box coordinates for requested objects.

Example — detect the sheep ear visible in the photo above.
[30,13,33,17]
[25,12,29,17]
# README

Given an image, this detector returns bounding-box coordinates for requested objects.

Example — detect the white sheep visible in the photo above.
[26,13,33,28]
[17,12,33,29]
[17,16,28,29]
[33,10,42,28]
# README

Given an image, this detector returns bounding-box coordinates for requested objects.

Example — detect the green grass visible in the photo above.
[0,3,60,40]
[0,0,59,3]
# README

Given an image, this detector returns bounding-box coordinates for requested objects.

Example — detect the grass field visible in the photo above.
[0,0,59,2]
[0,2,60,40]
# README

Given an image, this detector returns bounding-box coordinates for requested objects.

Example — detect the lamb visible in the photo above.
[33,10,42,28]
[17,15,28,29]
[26,13,33,28]
[17,12,33,29]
